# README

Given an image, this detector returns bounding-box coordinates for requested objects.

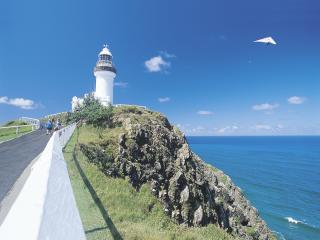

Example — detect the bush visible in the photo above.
[113,105,143,115]
[245,227,258,238]
[68,94,113,128]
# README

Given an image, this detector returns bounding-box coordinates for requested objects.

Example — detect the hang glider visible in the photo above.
[254,37,277,45]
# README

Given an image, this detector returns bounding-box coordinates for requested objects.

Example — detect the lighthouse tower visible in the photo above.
[94,45,117,106]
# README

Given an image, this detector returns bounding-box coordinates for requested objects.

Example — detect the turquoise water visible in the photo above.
[188,136,320,240]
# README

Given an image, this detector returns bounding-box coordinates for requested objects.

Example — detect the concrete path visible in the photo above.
[0,130,51,204]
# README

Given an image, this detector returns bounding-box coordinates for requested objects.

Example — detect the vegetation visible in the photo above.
[64,127,233,240]
[41,112,69,126]
[245,226,258,238]
[67,94,113,128]
[112,105,144,115]
[0,120,33,142]
[4,120,28,126]
[62,103,275,240]
[206,164,229,185]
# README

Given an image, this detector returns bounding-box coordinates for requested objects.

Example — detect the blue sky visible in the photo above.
[1,0,319,135]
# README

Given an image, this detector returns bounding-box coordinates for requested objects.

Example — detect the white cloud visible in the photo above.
[197,110,213,115]
[277,124,284,129]
[195,126,205,131]
[158,97,170,103]
[186,126,208,135]
[145,56,170,72]
[218,127,227,133]
[114,81,128,88]
[288,96,305,105]
[0,97,8,104]
[159,51,176,58]
[0,96,36,109]
[218,125,239,133]
[175,124,214,136]
[252,103,279,111]
[252,124,285,133]
[254,124,273,130]
[176,123,190,129]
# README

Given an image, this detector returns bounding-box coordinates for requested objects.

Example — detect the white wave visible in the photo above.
[285,217,303,224]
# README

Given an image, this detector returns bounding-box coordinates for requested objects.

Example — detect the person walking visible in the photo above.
[51,118,56,129]
[55,119,62,131]
[46,119,53,135]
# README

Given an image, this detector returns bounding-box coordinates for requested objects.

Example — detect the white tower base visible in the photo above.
[94,71,116,106]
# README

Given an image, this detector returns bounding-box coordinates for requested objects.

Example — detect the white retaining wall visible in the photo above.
[0,124,86,240]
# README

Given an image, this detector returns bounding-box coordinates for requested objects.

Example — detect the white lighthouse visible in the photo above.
[94,44,117,106]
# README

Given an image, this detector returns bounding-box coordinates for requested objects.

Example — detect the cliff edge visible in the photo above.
[74,105,275,240]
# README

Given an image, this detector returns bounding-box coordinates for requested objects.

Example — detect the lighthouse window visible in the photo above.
[99,55,112,62]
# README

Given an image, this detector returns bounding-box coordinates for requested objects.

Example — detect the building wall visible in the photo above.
[94,71,116,105]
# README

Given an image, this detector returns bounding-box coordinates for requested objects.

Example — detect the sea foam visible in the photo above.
[285,217,302,224]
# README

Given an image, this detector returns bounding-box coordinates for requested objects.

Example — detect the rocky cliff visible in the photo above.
[79,106,275,240]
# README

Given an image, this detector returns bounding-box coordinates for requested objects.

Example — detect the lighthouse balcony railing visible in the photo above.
[94,65,117,73]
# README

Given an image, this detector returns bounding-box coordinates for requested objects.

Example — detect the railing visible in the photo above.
[0,125,35,142]
[57,123,76,147]
[114,103,147,109]
[19,117,40,129]
[94,65,117,73]
[0,125,36,134]
[0,123,85,240]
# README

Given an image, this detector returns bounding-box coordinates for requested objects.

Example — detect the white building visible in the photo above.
[93,45,117,106]
[71,45,117,111]
[71,96,84,111]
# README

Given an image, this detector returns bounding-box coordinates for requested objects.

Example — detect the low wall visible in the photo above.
[0,124,86,240]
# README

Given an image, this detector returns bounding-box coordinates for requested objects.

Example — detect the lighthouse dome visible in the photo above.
[99,47,112,56]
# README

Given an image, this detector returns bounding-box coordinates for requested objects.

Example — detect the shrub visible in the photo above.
[68,94,113,128]
[245,227,258,238]
[113,105,144,115]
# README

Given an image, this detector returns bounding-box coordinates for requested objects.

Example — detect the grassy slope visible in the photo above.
[0,120,33,142]
[64,126,233,240]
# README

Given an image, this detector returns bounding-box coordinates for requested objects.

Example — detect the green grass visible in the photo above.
[3,120,28,126]
[113,105,168,127]
[0,120,33,142]
[63,127,234,240]
[245,226,258,238]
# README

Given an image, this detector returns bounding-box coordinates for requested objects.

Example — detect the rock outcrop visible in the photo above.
[79,106,275,240]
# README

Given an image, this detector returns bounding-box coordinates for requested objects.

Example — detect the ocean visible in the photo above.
[187,136,320,240]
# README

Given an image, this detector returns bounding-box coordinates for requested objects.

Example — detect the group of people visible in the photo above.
[45,118,62,135]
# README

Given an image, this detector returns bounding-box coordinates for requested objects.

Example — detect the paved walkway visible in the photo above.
[0,130,51,203]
